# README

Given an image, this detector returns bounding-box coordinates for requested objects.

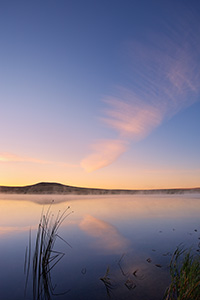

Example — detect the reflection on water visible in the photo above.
[80,215,130,254]
[0,193,200,299]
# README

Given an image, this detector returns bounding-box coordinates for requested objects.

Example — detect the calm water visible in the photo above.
[0,193,200,300]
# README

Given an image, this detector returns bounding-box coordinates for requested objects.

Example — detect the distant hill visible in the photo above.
[0,182,199,195]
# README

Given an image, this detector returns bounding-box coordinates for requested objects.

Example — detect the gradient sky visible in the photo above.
[0,0,200,189]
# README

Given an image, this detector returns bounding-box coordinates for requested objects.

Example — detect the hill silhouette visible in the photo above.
[0,182,199,195]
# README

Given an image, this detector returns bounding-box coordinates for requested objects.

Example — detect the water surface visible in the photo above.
[0,193,200,300]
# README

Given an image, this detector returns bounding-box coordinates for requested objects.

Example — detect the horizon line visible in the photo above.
[0,181,199,192]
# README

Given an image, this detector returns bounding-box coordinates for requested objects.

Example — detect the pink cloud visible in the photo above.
[102,96,162,139]
[0,152,48,164]
[127,29,200,116]
[0,152,79,169]
[80,139,128,172]
[81,8,200,172]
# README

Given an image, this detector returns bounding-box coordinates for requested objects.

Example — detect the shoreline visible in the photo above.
[0,182,199,195]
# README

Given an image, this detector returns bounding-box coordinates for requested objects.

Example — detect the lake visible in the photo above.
[0,193,200,300]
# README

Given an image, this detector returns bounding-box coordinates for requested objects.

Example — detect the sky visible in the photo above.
[0,0,200,189]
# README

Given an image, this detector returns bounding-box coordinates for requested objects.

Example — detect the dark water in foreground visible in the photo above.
[0,193,200,300]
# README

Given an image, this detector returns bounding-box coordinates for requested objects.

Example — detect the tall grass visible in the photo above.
[25,201,73,300]
[164,246,200,300]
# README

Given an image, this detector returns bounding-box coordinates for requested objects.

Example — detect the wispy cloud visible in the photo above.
[0,152,49,164]
[80,139,128,172]
[81,6,200,171]
[102,95,163,140]
[0,152,79,168]
[79,215,129,253]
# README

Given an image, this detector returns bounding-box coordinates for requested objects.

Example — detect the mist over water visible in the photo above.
[0,193,200,300]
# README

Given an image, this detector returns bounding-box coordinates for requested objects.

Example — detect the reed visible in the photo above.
[25,201,73,300]
[100,266,113,298]
[164,246,200,300]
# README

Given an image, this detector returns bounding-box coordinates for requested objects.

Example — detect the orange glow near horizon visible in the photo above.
[0,164,199,190]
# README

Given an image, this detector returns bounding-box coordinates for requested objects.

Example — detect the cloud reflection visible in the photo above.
[0,226,31,235]
[79,215,129,253]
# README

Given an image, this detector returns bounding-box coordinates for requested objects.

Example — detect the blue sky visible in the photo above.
[0,0,200,188]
